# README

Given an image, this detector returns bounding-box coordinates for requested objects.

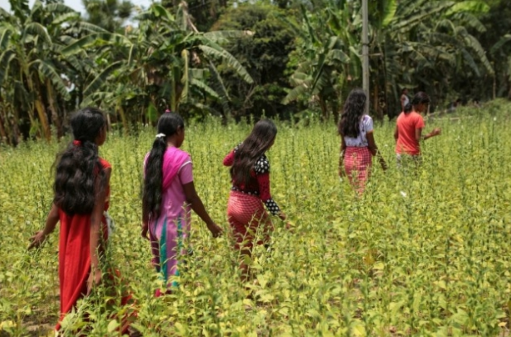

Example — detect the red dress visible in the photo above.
[56,158,111,331]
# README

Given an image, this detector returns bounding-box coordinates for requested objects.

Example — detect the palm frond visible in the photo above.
[46,3,76,14]
[0,27,13,51]
[208,62,230,114]
[61,33,112,55]
[203,30,253,44]
[198,45,253,84]
[460,49,480,76]
[52,12,80,26]
[190,78,220,99]
[446,1,489,16]
[24,22,52,46]
[382,0,397,28]
[283,83,309,104]
[33,60,70,99]
[75,22,110,34]
[491,34,511,55]
[0,50,16,85]
[83,61,123,96]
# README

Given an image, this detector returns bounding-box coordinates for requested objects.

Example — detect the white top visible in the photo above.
[344,115,373,147]
[402,94,409,107]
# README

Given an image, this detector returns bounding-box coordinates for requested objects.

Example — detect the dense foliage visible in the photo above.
[1,102,511,336]
[0,0,510,137]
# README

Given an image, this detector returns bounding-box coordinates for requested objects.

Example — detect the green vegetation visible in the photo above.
[1,102,511,336]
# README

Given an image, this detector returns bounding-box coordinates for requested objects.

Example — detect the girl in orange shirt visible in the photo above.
[394,92,441,164]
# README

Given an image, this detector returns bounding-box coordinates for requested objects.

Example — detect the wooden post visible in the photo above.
[362,0,370,115]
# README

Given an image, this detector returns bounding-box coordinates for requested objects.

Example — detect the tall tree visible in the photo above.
[0,0,87,142]
[211,4,297,119]
[82,0,133,32]
[63,3,253,128]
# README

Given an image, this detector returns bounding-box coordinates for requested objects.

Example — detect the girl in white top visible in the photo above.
[401,88,409,111]
[338,89,387,194]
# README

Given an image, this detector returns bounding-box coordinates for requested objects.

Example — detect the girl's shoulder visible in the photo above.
[254,154,270,174]
[233,142,243,152]
[99,158,111,170]
[411,111,424,120]
[164,147,191,160]
[362,115,373,130]
[362,114,373,123]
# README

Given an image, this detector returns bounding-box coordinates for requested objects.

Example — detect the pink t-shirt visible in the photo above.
[161,157,193,224]
[395,112,425,155]
[143,149,194,225]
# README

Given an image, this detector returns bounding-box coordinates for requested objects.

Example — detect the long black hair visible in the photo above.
[231,119,277,185]
[404,91,430,113]
[338,88,366,137]
[142,112,185,223]
[53,107,107,215]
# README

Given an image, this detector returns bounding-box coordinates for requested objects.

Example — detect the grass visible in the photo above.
[1,103,511,336]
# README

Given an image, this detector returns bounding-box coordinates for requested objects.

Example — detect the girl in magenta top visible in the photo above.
[223,119,287,281]
[142,112,222,294]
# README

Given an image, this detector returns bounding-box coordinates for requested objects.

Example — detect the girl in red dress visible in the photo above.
[29,108,132,333]
[223,119,287,282]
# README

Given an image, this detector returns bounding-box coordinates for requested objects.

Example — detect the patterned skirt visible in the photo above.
[227,191,273,251]
[149,214,189,290]
[344,146,372,194]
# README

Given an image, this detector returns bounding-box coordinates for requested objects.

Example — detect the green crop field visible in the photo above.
[1,103,511,337]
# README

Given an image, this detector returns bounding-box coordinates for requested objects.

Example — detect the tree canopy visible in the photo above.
[0,0,508,143]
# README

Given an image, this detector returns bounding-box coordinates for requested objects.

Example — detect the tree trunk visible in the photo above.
[106,113,112,131]
[374,81,383,121]
[117,103,129,135]
[27,75,51,141]
[331,98,340,124]
[34,98,51,141]
[46,79,63,138]
[318,95,328,121]
[0,114,8,144]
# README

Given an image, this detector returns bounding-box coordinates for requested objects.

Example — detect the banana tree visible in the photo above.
[63,2,253,127]
[374,0,493,114]
[282,2,354,122]
[0,0,86,141]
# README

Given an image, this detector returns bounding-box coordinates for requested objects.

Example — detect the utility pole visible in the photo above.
[362,0,370,114]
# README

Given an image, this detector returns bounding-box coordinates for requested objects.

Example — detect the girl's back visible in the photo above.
[144,147,192,223]
[142,112,222,292]
[395,112,424,155]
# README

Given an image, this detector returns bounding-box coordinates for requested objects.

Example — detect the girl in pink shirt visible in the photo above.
[142,112,222,295]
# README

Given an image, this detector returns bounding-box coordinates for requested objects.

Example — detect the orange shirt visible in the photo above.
[395,112,425,155]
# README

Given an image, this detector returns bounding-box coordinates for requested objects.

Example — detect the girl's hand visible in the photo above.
[285,222,293,231]
[432,128,441,136]
[28,231,47,250]
[278,212,287,222]
[207,222,223,238]
[86,269,102,295]
[379,157,388,171]
[141,223,149,240]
